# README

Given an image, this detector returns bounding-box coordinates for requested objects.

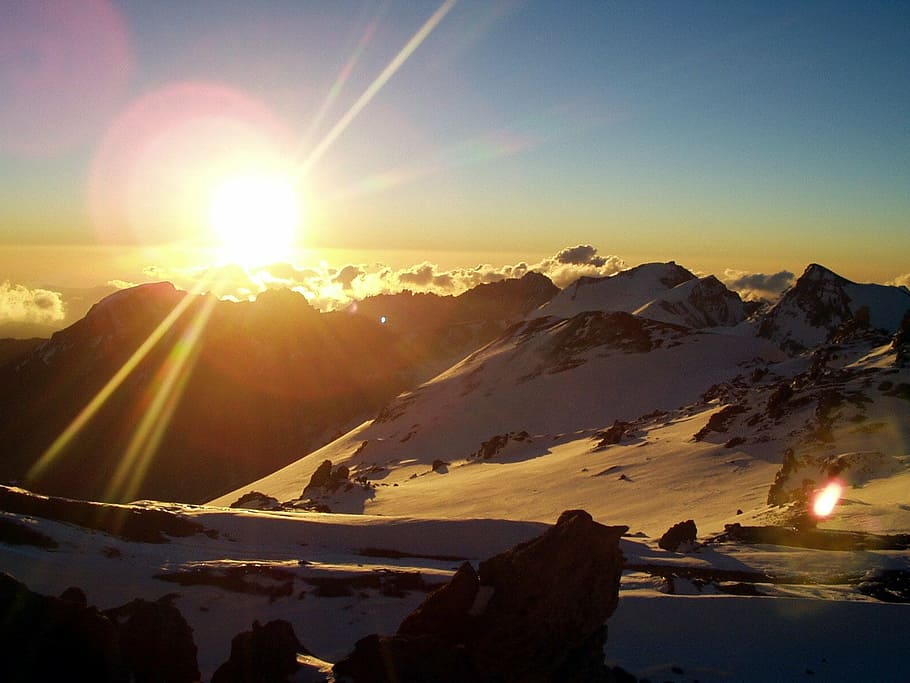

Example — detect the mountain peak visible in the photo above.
[799,263,851,286]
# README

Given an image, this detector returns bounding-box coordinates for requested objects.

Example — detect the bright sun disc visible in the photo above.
[812,480,844,518]
[209,172,302,266]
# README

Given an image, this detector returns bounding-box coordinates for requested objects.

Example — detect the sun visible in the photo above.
[208,172,303,267]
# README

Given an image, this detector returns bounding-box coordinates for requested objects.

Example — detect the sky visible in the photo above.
[1,0,909,335]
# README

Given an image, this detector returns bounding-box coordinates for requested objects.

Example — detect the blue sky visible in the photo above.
[1,0,909,286]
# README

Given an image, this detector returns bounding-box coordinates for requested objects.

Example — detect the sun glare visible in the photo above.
[812,480,844,518]
[208,172,302,267]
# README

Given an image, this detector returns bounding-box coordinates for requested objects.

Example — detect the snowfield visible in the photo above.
[2,494,909,682]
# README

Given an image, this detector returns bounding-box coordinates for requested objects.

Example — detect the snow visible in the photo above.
[844,281,910,332]
[606,593,910,682]
[532,262,695,320]
[3,261,910,681]
[2,498,908,682]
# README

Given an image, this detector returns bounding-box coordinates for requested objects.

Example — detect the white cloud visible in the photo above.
[887,273,910,290]
[721,269,794,301]
[0,282,66,324]
[130,245,627,311]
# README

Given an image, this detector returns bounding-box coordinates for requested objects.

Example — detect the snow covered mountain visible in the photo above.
[2,259,909,682]
[534,262,747,329]
[758,263,910,351]
[0,275,555,504]
[213,262,909,538]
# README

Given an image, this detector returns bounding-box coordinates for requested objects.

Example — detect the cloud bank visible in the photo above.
[0,282,66,325]
[721,269,795,301]
[140,245,627,311]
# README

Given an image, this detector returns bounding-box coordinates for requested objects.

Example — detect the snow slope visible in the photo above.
[533,262,696,320]
[212,313,785,522]
[2,491,908,682]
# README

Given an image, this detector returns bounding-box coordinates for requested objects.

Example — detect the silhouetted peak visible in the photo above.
[253,287,317,314]
[798,264,852,286]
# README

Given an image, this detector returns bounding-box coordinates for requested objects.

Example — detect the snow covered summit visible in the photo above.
[534,262,746,329]
[759,263,910,351]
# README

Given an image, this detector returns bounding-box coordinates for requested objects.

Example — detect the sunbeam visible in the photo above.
[299,0,457,174]
[26,276,214,486]
[104,293,217,502]
[298,20,378,157]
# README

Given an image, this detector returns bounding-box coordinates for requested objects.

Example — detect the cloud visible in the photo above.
[721,269,794,301]
[128,245,627,312]
[531,245,626,288]
[554,244,607,266]
[887,273,910,290]
[0,282,66,325]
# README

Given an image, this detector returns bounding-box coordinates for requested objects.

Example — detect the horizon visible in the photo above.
[2,1,909,335]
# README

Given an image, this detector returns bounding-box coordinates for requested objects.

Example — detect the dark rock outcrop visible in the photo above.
[0,485,207,543]
[105,598,200,683]
[230,491,282,511]
[658,519,698,552]
[211,619,306,683]
[0,573,199,683]
[333,509,628,683]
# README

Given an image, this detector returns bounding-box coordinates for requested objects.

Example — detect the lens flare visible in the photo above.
[812,480,844,518]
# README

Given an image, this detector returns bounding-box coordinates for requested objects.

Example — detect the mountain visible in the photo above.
[2,261,910,682]
[348,271,558,377]
[213,261,909,538]
[533,261,747,329]
[759,263,910,352]
[534,261,696,320]
[0,275,555,504]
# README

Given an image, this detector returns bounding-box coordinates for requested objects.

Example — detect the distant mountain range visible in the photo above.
[208,262,910,534]
[0,273,555,503]
[1,262,908,511]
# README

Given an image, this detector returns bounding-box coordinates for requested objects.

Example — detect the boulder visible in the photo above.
[212,619,305,683]
[334,509,628,683]
[658,519,698,552]
[230,491,282,511]
[105,597,200,683]
[303,460,334,495]
[0,573,200,683]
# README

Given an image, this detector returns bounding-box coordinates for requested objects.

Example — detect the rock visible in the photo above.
[105,597,200,683]
[0,573,200,683]
[334,509,628,683]
[334,633,479,683]
[0,572,122,682]
[212,619,306,683]
[230,491,282,511]
[303,460,334,494]
[658,519,698,552]
[593,421,629,449]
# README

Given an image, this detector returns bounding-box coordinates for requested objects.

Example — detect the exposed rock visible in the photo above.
[0,573,122,682]
[893,310,910,366]
[593,420,629,450]
[303,460,334,493]
[658,519,698,552]
[212,619,306,683]
[0,515,58,548]
[693,405,746,441]
[0,485,208,543]
[469,431,532,460]
[0,573,200,683]
[230,491,282,511]
[105,598,200,683]
[334,509,628,683]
